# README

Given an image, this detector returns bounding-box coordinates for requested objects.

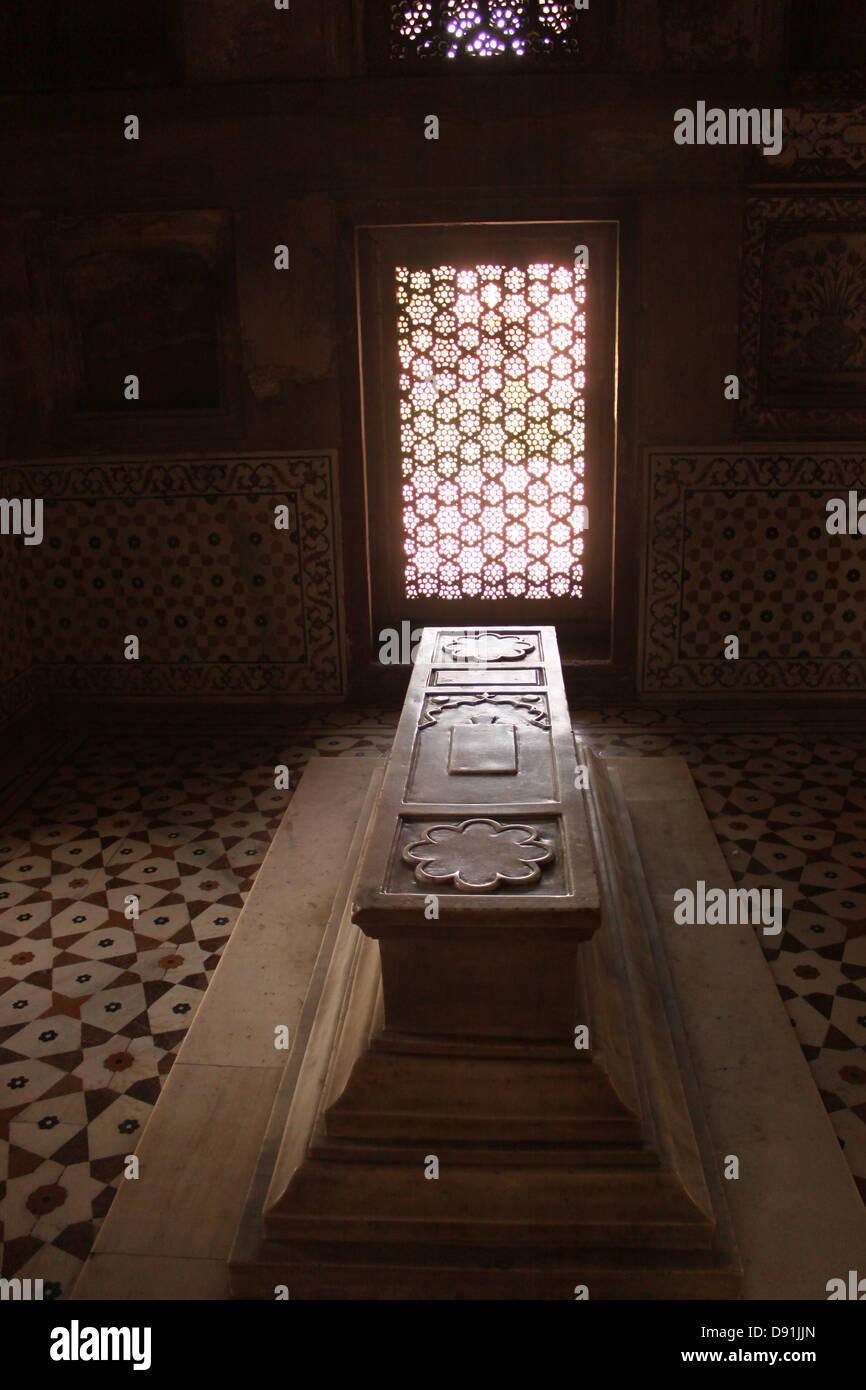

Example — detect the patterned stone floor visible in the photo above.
[0,706,864,1298]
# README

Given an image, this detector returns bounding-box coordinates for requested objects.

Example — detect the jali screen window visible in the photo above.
[357,222,619,658]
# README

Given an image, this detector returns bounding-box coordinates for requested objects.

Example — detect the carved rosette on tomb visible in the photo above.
[230,628,742,1298]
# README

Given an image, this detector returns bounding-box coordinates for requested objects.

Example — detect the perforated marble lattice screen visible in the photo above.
[396,262,588,600]
[391,1,580,59]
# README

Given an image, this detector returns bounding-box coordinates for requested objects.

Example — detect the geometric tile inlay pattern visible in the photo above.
[577,716,866,1215]
[0,453,345,699]
[643,448,866,692]
[0,716,395,1299]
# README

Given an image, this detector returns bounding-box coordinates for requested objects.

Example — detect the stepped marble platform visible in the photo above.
[224,629,866,1299]
[71,653,866,1298]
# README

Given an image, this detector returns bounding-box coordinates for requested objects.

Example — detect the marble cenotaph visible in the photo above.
[230,627,741,1298]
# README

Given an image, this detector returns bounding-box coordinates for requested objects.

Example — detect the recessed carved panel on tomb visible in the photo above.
[420,691,550,729]
[430,666,544,687]
[406,692,555,803]
[448,720,517,775]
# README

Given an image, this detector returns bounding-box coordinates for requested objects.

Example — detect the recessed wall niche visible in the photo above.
[658,0,764,69]
[46,210,240,446]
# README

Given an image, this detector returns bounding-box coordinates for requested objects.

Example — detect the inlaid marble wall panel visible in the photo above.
[658,0,765,68]
[4,453,344,700]
[739,194,866,438]
[643,448,866,694]
[769,103,866,182]
[0,531,33,726]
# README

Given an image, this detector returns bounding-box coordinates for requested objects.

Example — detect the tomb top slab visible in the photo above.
[352,626,601,936]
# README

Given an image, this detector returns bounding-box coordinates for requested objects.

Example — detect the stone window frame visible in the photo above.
[356,219,619,660]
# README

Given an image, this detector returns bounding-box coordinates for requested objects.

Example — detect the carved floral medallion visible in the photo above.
[402,817,553,893]
[442,634,535,664]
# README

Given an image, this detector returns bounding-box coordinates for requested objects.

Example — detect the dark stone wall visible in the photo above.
[0,2,863,715]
